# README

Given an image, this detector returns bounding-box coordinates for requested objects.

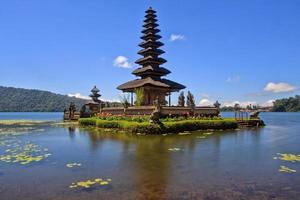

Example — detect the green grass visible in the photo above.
[79,118,239,134]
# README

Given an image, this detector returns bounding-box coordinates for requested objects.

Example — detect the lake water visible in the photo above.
[0,112,299,200]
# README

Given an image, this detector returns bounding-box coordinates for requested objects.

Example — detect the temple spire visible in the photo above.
[133,7,170,77]
[117,7,185,105]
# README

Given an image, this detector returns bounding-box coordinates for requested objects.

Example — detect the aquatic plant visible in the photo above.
[275,153,300,162]
[279,166,296,173]
[0,140,51,165]
[66,163,82,168]
[69,178,112,189]
[168,148,182,152]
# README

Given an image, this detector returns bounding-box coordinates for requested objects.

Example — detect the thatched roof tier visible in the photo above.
[141,33,161,41]
[135,56,166,65]
[117,77,185,92]
[137,48,164,56]
[139,40,163,48]
[141,28,160,34]
[143,22,159,29]
[132,66,170,76]
[144,18,157,23]
[91,86,100,93]
[145,7,156,14]
[145,13,157,19]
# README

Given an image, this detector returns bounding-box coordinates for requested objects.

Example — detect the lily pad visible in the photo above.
[69,178,112,189]
[279,166,296,173]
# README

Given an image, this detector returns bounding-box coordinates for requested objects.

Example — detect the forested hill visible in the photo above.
[272,95,300,112]
[0,86,87,112]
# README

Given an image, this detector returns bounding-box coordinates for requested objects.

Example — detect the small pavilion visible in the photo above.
[117,7,185,106]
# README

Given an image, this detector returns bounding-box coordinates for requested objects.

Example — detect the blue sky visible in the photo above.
[0,0,299,107]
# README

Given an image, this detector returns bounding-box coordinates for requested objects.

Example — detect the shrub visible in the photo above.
[79,118,239,134]
[96,120,120,128]
[79,118,97,126]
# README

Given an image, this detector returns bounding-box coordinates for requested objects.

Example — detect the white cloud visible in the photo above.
[68,93,90,100]
[100,98,120,103]
[200,93,210,99]
[264,82,297,93]
[261,99,275,107]
[226,75,240,83]
[169,34,185,41]
[113,56,132,68]
[199,98,213,106]
[224,101,257,108]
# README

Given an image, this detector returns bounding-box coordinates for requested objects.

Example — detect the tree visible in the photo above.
[119,93,130,108]
[234,103,240,111]
[272,95,300,112]
[178,91,185,107]
[134,87,144,106]
[186,91,195,108]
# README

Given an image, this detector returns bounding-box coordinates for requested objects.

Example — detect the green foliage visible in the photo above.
[79,117,238,134]
[134,88,144,106]
[0,86,122,112]
[78,118,97,126]
[0,86,86,112]
[119,93,130,108]
[272,95,300,112]
[163,119,238,133]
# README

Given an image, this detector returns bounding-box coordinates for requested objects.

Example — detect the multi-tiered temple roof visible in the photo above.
[117,7,185,93]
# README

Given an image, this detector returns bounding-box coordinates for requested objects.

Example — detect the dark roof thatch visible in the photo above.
[135,56,166,65]
[132,66,170,76]
[139,40,163,48]
[137,48,165,56]
[117,77,185,92]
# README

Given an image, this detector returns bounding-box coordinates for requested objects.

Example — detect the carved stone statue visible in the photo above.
[150,96,162,124]
[214,100,221,108]
[250,111,260,119]
[68,102,76,119]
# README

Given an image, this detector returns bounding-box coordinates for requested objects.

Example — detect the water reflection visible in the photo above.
[70,128,267,199]
[1,113,298,200]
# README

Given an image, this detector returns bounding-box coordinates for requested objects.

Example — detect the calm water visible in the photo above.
[0,112,62,120]
[0,112,300,200]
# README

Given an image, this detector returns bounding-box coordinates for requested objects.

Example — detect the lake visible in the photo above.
[0,112,299,200]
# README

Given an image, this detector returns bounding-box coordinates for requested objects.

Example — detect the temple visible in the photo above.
[63,7,220,120]
[117,7,185,105]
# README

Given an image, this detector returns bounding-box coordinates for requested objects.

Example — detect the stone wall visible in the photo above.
[99,106,219,117]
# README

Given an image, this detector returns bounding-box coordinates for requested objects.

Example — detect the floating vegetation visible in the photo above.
[0,127,45,137]
[69,178,112,189]
[168,148,182,152]
[274,153,300,163]
[196,136,206,139]
[279,166,296,173]
[0,140,51,165]
[203,132,213,135]
[178,132,191,135]
[66,163,82,168]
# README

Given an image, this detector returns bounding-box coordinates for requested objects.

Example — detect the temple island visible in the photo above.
[64,7,264,134]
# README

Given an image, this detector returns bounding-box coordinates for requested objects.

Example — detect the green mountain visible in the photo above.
[0,86,88,112]
[272,95,300,112]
